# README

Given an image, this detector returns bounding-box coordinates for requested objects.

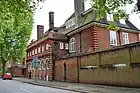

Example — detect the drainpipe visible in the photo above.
[77,57,80,83]
[79,32,82,53]
[118,31,121,46]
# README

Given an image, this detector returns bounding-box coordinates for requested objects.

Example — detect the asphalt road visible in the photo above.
[0,78,78,93]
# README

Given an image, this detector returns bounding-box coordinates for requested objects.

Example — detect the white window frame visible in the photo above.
[32,50,34,55]
[120,19,126,24]
[60,42,64,49]
[107,14,114,21]
[110,31,117,46]
[42,45,44,52]
[122,32,129,45]
[139,34,140,42]
[38,47,41,53]
[28,53,29,57]
[46,44,49,50]
[35,48,37,54]
[30,52,32,56]
[69,37,76,53]
[65,43,68,50]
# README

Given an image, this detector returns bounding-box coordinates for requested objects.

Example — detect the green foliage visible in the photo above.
[90,0,135,30]
[0,0,45,73]
[0,70,2,76]
[107,22,120,30]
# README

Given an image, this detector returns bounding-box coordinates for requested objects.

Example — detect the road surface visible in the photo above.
[0,78,78,93]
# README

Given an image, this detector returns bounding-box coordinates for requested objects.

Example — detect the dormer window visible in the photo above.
[107,14,114,21]
[65,18,75,29]
[120,19,126,24]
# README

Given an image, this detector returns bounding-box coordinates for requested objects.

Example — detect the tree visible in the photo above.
[0,0,44,75]
[90,0,140,29]
[136,0,140,11]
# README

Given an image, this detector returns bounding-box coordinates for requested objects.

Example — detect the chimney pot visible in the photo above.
[49,12,54,30]
[37,25,44,40]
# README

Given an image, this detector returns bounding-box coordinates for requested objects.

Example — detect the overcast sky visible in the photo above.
[31,0,140,40]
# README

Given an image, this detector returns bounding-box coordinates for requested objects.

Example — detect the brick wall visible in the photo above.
[129,33,139,44]
[55,43,140,87]
[55,60,64,81]
[55,58,78,82]
[96,26,110,50]
[70,26,139,55]
[81,27,93,52]
[11,67,24,77]
[70,27,93,54]
[96,26,139,50]
[66,58,78,82]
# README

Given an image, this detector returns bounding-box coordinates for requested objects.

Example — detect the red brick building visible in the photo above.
[26,0,140,83]
[26,12,68,81]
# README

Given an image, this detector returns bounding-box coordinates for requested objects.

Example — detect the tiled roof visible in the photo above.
[65,8,139,32]
[97,18,139,31]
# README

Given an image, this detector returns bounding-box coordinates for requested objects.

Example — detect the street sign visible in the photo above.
[32,56,39,82]
[33,56,39,67]
[33,56,38,62]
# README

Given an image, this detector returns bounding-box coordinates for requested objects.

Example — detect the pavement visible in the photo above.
[13,77,140,93]
[0,78,77,93]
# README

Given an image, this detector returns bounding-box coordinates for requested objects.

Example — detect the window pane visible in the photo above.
[69,37,76,52]
[110,31,117,45]
[38,47,41,53]
[65,43,68,50]
[46,44,49,50]
[122,32,129,44]
[35,49,37,54]
[60,43,64,49]
[107,14,114,21]
[42,45,44,52]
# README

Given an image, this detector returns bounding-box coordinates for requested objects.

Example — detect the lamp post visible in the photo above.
[33,56,39,82]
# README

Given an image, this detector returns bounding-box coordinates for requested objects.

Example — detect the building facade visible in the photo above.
[26,12,68,81]
[26,0,140,86]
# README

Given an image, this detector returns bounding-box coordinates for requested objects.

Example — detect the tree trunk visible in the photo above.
[2,61,6,77]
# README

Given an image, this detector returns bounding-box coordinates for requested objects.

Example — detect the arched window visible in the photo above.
[69,37,76,53]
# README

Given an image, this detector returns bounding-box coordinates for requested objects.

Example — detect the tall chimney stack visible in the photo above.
[49,12,54,30]
[37,25,44,40]
[74,0,85,27]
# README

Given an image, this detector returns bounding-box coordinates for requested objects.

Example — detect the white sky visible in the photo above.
[31,0,140,40]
